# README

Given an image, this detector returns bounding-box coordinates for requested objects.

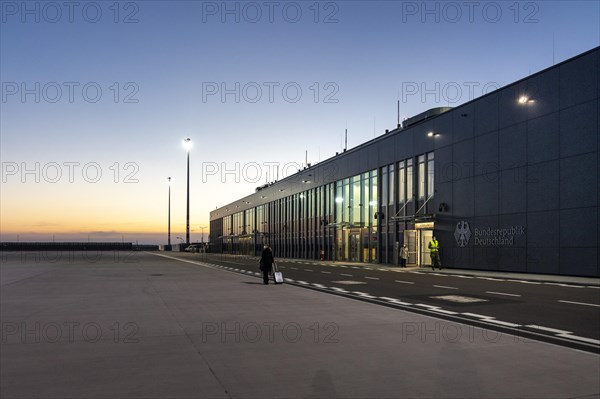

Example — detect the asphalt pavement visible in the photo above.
[1,250,599,399]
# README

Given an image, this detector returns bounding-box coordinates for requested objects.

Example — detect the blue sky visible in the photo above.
[1,1,599,243]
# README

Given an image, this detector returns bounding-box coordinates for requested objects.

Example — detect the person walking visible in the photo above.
[400,243,408,268]
[428,236,441,270]
[260,245,275,284]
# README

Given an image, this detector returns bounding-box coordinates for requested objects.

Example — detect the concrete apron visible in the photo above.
[1,251,598,398]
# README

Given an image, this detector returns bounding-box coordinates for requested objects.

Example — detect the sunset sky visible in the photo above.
[1,1,599,244]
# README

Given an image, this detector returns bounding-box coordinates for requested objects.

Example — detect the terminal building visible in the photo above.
[209,47,599,277]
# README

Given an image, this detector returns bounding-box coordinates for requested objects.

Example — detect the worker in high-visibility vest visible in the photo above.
[428,236,442,270]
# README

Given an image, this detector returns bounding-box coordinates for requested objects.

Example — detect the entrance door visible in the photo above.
[349,230,360,262]
[419,230,433,267]
[403,230,417,266]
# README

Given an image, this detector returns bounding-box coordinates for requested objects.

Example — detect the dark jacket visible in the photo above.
[260,247,274,272]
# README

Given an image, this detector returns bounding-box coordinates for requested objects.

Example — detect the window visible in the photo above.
[406,159,413,200]
[427,152,435,199]
[398,161,406,204]
[418,155,425,199]
[389,164,395,206]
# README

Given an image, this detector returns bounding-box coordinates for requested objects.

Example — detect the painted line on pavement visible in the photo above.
[558,300,600,308]
[394,280,414,284]
[486,291,521,297]
[526,325,573,335]
[433,285,458,290]
[340,274,353,277]
[365,277,379,280]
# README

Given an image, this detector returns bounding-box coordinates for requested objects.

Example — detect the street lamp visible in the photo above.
[167,177,172,247]
[198,226,207,243]
[183,138,192,245]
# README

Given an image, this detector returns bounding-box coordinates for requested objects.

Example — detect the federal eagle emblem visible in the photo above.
[454,221,471,247]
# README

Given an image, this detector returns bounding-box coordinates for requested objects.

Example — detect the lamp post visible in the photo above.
[183,138,192,245]
[167,177,172,247]
[198,226,207,243]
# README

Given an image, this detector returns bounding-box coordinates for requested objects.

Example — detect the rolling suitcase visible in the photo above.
[273,262,283,284]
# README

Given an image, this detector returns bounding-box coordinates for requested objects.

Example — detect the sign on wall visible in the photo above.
[454,221,525,247]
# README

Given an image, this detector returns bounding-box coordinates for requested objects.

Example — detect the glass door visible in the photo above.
[404,230,417,266]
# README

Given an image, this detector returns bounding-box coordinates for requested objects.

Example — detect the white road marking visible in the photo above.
[486,291,521,297]
[453,275,474,279]
[365,277,379,280]
[291,267,298,270]
[379,297,413,306]
[433,285,458,290]
[352,291,377,299]
[415,304,458,315]
[304,269,313,272]
[321,271,331,274]
[476,277,505,281]
[588,286,600,289]
[297,281,309,285]
[507,279,541,285]
[394,280,414,284]
[340,273,353,277]
[462,312,489,319]
[330,287,350,293]
[377,268,389,272]
[543,283,583,288]
[284,278,295,282]
[525,325,573,335]
[558,300,600,308]
[461,312,521,327]
[364,267,373,270]
[312,283,326,288]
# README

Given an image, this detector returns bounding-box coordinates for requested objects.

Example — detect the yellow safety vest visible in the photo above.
[429,240,439,253]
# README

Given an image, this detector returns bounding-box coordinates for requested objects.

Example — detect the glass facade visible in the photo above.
[211,153,433,264]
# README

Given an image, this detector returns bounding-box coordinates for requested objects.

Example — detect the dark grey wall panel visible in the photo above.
[379,135,395,166]
[499,167,527,214]
[453,102,474,143]
[499,213,527,247]
[452,178,474,218]
[452,139,474,179]
[368,144,379,171]
[559,100,598,158]
[560,153,597,209]
[413,121,436,156]
[499,247,527,272]
[527,210,559,248]
[527,247,559,274]
[499,122,527,170]
[435,181,453,215]
[560,247,598,277]
[499,82,529,129]
[474,173,499,216]
[526,67,560,120]
[527,160,559,212]
[433,113,453,149]
[474,131,499,176]
[559,207,598,248]
[449,247,473,269]
[395,131,414,161]
[527,112,559,165]
[559,50,599,109]
[435,146,453,184]
[474,92,499,135]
